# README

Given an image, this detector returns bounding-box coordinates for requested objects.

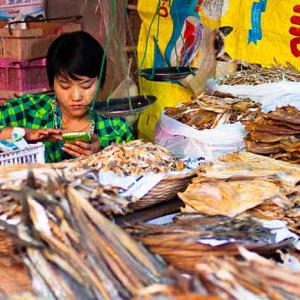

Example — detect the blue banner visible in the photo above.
[248,0,268,44]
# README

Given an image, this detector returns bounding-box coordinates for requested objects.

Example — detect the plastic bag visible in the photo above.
[207,79,300,112]
[154,112,246,160]
[109,59,139,99]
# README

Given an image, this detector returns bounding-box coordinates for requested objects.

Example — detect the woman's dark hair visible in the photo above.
[46,31,106,88]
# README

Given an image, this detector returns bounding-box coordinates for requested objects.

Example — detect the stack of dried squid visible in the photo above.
[218,64,300,85]
[60,140,186,176]
[0,171,166,300]
[244,105,300,163]
[134,248,300,300]
[127,214,293,272]
[165,94,260,130]
[178,152,300,233]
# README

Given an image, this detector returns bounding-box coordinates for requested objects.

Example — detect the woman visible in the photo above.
[0,31,133,162]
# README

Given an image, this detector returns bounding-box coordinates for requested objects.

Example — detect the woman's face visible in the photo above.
[54,74,98,118]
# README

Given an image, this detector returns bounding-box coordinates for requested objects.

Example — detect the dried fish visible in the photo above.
[194,247,300,299]
[74,182,135,217]
[63,140,186,176]
[134,248,300,300]
[180,179,280,217]
[246,195,300,235]
[178,152,300,229]
[0,169,137,218]
[218,64,300,85]
[165,93,260,130]
[0,172,167,300]
[127,215,291,272]
[245,106,300,163]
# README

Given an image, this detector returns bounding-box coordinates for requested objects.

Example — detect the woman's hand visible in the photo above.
[25,128,62,142]
[62,133,101,158]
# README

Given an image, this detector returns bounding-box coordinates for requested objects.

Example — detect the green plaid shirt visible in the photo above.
[0,94,133,163]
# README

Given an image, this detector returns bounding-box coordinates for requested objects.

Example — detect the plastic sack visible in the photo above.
[154,112,246,160]
[0,0,46,20]
[207,79,300,112]
[98,0,129,96]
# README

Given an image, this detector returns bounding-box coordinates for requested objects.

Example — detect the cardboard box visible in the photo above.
[0,21,82,60]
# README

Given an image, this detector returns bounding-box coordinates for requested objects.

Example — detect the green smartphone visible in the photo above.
[62,132,91,144]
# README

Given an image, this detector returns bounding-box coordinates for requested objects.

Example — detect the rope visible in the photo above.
[154,0,162,78]
[138,0,196,79]
[138,0,161,73]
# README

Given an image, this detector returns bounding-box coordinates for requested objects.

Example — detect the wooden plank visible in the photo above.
[0,28,43,38]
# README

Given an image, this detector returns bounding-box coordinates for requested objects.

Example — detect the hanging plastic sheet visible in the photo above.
[97,0,132,99]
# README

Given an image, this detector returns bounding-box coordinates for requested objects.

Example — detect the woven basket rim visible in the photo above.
[160,171,196,181]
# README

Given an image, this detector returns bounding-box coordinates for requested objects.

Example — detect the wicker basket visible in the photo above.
[128,172,195,211]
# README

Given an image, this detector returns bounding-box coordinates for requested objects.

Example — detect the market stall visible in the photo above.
[0,1,300,300]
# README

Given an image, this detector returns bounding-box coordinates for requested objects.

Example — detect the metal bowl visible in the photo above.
[94,95,156,125]
[140,67,197,82]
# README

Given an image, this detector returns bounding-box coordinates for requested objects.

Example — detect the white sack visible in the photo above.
[207,79,300,113]
[154,112,245,160]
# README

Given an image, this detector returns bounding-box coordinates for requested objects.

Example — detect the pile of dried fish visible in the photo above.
[64,140,185,176]
[245,106,300,163]
[178,152,300,233]
[218,65,300,85]
[135,248,300,300]
[0,172,166,299]
[245,191,300,235]
[0,171,135,218]
[70,175,136,216]
[193,248,300,300]
[127,214,292,272]
[165,94,260,130]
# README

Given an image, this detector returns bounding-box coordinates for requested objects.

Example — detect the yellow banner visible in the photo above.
[137,0,195,142]
[221,0,300,68]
